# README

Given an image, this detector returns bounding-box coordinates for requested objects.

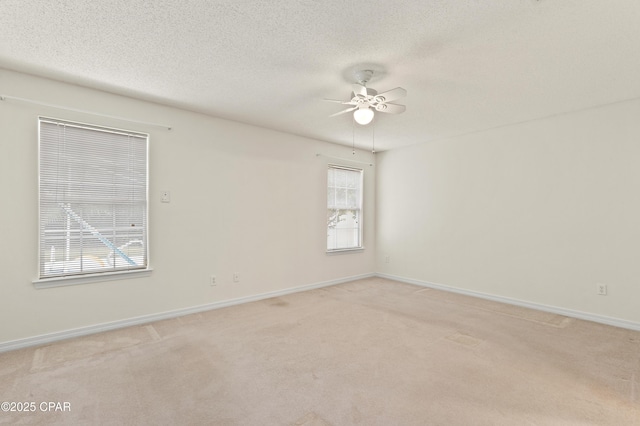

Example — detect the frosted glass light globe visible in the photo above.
[353,108,374,125]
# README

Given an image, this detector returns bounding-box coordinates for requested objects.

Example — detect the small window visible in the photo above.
[327,165,363,251]
[38,117,149,280]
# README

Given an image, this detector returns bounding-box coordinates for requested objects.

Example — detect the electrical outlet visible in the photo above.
[596,283,607,296]
[233,273,240,283]
[385,255,390,263]
[161,190,171,203]
[210,275,216,286]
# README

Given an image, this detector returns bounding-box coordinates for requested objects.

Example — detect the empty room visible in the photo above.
[1,1,639,425]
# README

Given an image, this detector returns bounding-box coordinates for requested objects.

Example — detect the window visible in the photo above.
[327,165,363,251]
[38,117,148,281]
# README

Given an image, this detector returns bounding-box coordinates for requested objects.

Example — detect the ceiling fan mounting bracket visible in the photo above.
[353,69,374,86]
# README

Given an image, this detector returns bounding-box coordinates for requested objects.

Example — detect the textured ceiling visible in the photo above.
[2,1,640,151]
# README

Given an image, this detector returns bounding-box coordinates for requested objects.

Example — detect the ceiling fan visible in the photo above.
[326,69,406,125]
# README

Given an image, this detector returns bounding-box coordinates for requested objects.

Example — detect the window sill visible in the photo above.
[326,247,365,255]
[33,268,153,289]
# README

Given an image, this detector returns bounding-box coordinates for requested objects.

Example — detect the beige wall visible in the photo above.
[376,99,640,325]
[0,69,376,345]
[4,65,638,345]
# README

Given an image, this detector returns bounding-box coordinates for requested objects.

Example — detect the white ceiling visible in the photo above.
[2,1,640,151]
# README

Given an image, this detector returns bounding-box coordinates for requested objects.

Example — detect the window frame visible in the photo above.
[35,116,151,288]
[326,164,364,253]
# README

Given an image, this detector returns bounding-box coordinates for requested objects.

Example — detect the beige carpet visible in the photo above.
[1,277,639,425]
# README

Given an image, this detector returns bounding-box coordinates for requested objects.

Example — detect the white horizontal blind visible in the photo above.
[39,118,148,279]
[327,165,363,251]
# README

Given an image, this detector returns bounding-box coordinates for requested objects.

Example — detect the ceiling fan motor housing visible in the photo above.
[353,87,378,101]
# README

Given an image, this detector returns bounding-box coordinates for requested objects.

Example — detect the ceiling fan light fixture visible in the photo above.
[353,107,374,125]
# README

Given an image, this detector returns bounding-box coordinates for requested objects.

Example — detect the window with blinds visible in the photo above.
[327,165,363,251]
[38,117,149,280]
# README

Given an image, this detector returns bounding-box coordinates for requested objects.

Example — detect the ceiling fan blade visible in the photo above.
[329,106,358,117]
[352,83,367,98]
[375,103,406,114]
[374,87,407,103]
[323,98,356,105]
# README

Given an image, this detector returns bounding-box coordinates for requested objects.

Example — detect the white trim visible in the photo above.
[0,273,374,353]
[326,247,365,255]
[33,268,153,289]
[9,271,637,353]
[376,273,640,332]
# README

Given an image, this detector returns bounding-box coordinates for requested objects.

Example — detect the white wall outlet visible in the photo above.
[161,190,171,203]
[596,283,607,296]
[210,275,216,286]
[233,273,240,283]
[385,255,390,263]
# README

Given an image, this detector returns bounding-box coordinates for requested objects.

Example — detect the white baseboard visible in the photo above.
[0,273,375,353]
[4,271,637,353]
[376,272,640,332]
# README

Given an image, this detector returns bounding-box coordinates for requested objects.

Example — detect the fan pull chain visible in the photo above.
[352,117,356,155]
[372,120,376,154]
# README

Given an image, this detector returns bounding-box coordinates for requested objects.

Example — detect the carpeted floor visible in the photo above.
[1,277,639,425]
